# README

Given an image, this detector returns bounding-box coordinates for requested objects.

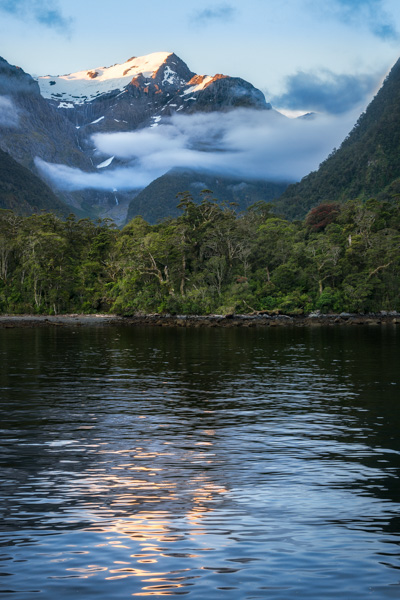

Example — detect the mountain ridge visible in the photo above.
[36,51,270,137]
[5,50,396,224]
[0,56,92,171]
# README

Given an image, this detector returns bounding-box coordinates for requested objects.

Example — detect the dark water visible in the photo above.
[0,325,399,599]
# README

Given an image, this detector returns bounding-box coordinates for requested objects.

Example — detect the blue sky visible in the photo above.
[1,0,400,115]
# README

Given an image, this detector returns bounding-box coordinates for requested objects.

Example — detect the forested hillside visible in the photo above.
[1,195,399,315]
[276,58,400,219]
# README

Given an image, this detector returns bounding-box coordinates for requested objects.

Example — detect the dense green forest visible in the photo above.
[0,192,399,315]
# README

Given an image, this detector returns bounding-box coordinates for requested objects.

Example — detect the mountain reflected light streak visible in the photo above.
[45,429,228,593]
[1,326,400,598]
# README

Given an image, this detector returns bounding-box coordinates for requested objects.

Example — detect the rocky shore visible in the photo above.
[0,311,399,329]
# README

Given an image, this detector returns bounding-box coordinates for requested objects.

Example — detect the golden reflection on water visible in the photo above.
[2,327,399,598]
[75,436,228,595]
[33,420,229,593]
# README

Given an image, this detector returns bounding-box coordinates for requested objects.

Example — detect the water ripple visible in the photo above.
[0,326,399,598]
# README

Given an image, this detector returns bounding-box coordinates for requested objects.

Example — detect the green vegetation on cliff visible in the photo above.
[1,193,399,315]
[276,58,400,219]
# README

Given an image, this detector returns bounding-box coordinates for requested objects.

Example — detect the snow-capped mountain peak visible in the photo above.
[37,51,175,104]
[0,51,275,225]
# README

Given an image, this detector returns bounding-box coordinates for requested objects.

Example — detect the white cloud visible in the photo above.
[36,108,360,192]
[330,0,399,40]
[34,157,155,191]
[193,3,237,25]
[93,127,187,159]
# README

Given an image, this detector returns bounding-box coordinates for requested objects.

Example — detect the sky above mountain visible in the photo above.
[1,0,400,116]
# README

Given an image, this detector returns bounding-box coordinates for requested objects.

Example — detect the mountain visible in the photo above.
[276,58,400,219]
[34,51,275,223]
[126,169,289,224]
[37,52,270,137]
[1,51,276,222]
[0,147,68,215]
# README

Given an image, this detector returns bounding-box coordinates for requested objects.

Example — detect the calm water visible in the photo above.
[0,325,399,599]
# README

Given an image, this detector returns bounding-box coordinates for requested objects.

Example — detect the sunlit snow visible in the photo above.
[37,52,173,104]
[183,76,214,95]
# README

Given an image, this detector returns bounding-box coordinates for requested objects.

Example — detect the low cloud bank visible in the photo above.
[35,158,155,192]
[36,108,360,192]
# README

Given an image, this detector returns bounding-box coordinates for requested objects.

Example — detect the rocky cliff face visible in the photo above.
[182,74,269,113]
[40,53,194,133]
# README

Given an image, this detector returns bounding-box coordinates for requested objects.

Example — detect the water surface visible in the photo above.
[1,325,399,598]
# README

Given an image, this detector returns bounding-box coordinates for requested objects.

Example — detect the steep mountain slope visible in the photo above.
[0,56,105,217]
[276,58,400,219]
[126,169,289,224]
[0,147,68,215]
[0,56,91,171]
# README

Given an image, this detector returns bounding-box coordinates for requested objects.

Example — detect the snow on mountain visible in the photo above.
[1,51,274,223]
[97,156,114,169]
[36,52,269,123]
[37,52,174,104]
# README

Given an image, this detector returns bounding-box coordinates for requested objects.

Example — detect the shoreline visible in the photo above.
[0,312,399,328]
